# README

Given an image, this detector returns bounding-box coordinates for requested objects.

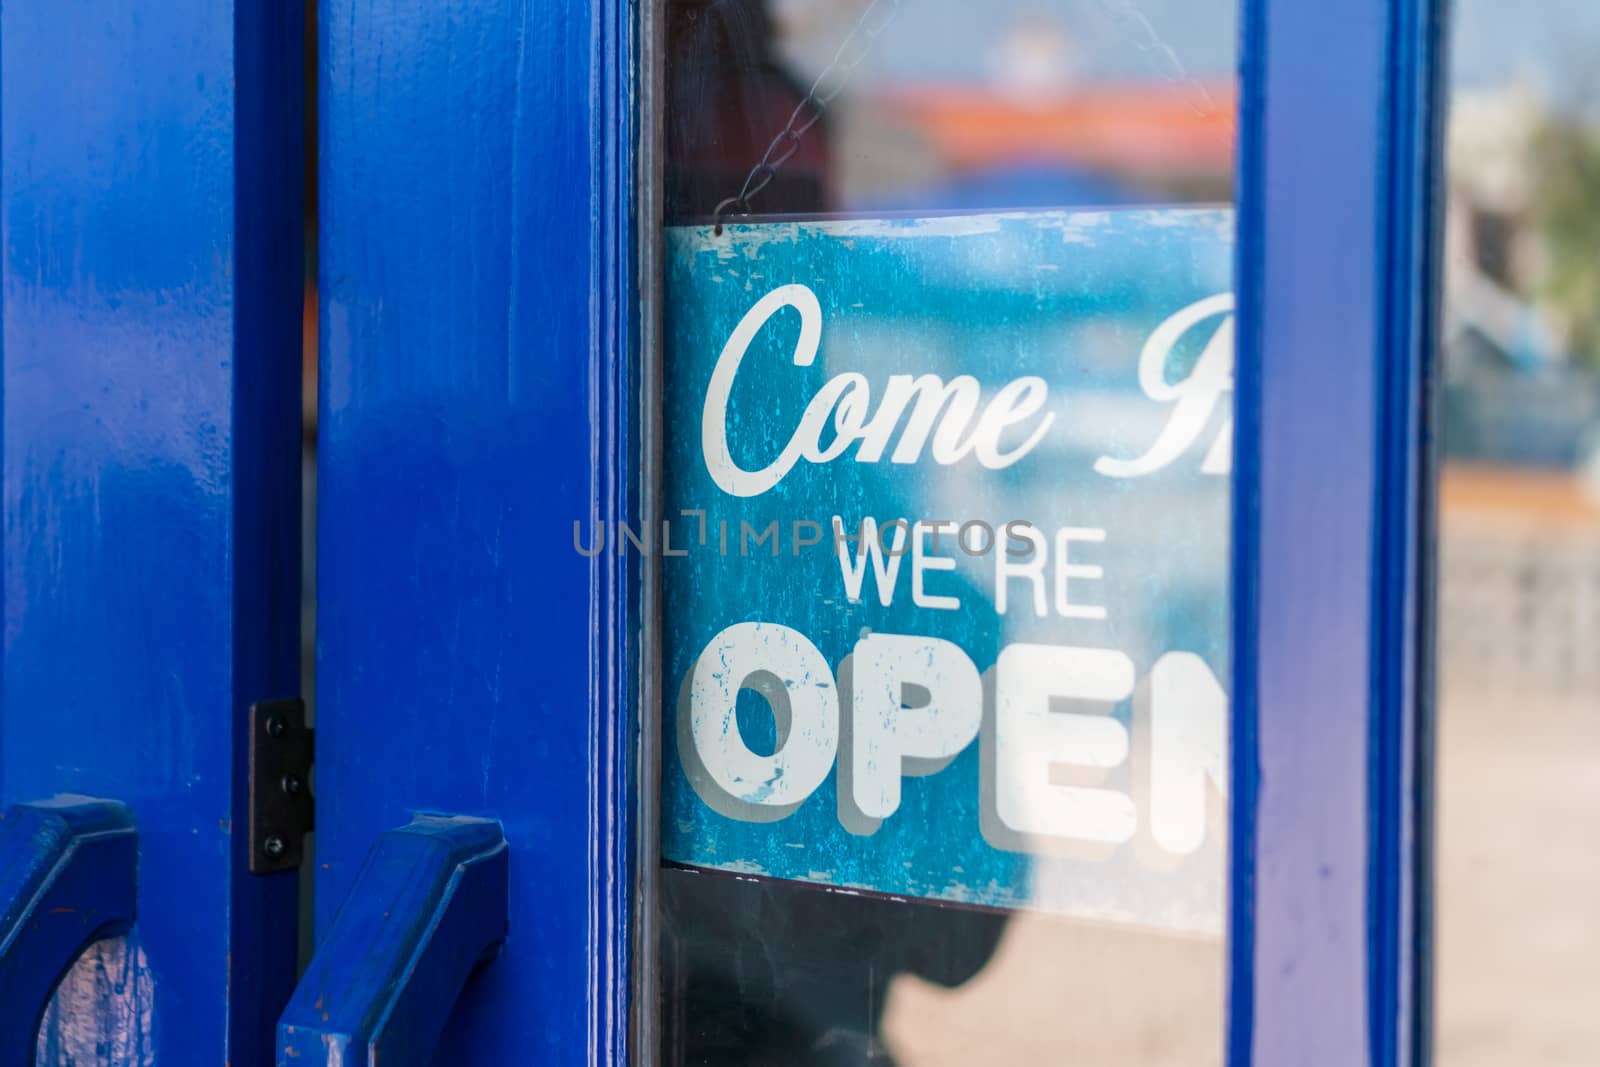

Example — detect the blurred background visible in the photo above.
[1435,2,1600,1065]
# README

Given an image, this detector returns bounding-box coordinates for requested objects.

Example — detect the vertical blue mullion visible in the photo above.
[592,0,640,1057]
[1231,0,1442,1064]
[1226,2,1266,1061]
[1371,1,1449,1063]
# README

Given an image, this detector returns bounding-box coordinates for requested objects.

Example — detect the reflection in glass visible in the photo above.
[659,2,1236,1062]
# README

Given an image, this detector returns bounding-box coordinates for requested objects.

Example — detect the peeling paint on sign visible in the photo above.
[662,209,1232,933]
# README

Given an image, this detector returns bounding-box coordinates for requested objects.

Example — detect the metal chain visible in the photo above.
[713,0,902,233]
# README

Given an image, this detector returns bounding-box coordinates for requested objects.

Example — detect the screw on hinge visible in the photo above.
[265,713,286,738]
[281,774,304,796]
[263,835,286,859]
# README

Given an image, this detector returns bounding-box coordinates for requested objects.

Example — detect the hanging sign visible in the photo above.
[652,209,1231,933]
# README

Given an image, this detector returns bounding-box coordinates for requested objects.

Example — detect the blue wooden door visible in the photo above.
[1,2,304,1063]
[302,0,1440,1063]
[1,0,1441,1062]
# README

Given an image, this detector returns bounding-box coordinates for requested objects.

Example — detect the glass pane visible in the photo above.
[1436,3,1600,1063]
[656,2,1237,1061]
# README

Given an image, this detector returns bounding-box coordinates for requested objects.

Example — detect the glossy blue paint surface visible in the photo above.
[0,796,138,1067]
[317,0,637,1061]
[2,2,304,1062]
[278,815,508,1066]
[1230,0,1441,1063]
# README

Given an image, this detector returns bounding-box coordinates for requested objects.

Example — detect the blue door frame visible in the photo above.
[1231,0,1444,1064]
[0,0,1443,1062]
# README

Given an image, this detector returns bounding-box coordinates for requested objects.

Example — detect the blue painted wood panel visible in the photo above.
[1,1,304,1062]
[316,0,637,1061]
[1230,0,1443,1063]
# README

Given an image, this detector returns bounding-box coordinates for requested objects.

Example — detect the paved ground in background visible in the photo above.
[1434,685,1600,1067]
[874,682,1599,1065]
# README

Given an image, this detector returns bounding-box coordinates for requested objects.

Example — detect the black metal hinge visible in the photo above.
[248,698,314,875]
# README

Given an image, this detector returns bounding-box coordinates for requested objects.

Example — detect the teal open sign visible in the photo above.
[660,210,1232,933]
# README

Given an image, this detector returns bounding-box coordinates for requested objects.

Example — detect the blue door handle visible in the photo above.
[277,814,509,1066]
[0,795,138,1067]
